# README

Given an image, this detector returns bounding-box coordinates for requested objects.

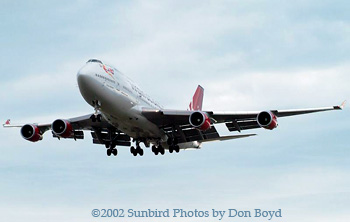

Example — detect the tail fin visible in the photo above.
[189,85,204,111]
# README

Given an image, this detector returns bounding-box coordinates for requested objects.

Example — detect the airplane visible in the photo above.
[3,59,346,157]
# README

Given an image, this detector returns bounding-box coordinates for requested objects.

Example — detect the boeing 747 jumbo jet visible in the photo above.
[3,59,346,157]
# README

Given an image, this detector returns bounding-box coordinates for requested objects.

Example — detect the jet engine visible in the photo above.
[51,119,73,138]
[21,124,43,142]
[189,111,211,131]
[257,111,278,130]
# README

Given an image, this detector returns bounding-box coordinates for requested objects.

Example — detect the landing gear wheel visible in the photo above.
[107,149,112,156]
[105,143,109,148]
[139,148,144,156]
[97,114,102,122]
[130,146,136,155]
[151,145,156,153]
[175,145,180,153]
[136,146,143,156]
[158,145,164,155]
[169,146,174,153]
[91,115,96,122]
[112,149,118,156]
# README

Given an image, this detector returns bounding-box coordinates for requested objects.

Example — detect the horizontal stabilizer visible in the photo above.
[199,134,256,143]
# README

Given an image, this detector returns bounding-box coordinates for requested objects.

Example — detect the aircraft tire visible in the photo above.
[151,145,156,153]
[97,114,102,122]
[91,115,96,122]
[130,146,136,155]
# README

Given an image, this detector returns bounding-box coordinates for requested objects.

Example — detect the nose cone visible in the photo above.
[77,64,93,84]
[77,64,100,104]
[77,64,98,90]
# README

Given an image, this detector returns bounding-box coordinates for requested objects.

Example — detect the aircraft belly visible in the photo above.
[100,87,165,140]
[103,112,165,140]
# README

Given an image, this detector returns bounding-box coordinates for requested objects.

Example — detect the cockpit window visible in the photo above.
[87,59,103,64]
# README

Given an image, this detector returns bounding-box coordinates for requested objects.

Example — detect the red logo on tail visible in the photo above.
[189,85,204,111]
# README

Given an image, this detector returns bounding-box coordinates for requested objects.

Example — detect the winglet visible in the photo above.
[340,100,346,109]
[334,100,346,110]
[3,119,11,127]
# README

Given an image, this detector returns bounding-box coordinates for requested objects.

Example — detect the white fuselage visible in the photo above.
[77,61,166,141]
[77,60,201,149]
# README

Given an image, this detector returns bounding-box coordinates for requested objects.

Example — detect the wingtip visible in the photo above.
[3,119,10,127]
[334,100,346,110]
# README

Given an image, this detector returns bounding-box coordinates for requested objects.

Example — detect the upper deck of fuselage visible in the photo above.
[78,59,163,110]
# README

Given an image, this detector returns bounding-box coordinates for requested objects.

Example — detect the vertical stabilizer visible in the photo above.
[189,85,204,111]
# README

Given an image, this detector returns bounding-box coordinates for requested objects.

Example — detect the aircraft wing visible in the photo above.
[3,114,131,146]
[142,101,345,142]
[3,114,112,131]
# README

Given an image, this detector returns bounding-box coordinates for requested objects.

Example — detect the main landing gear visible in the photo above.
[106,142,118,156]
[130,141,144,156]
[167,137,180,153]
[106,147,118,156]
[152,145,165,155]
[105,128,118,157]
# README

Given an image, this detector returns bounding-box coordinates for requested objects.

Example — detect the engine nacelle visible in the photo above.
[51,119,73,138]
[21,124,43,142]
[257,111,278,130]
[189,111,211,131]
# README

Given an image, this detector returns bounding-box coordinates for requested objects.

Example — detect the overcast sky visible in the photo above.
[1,1,349,222]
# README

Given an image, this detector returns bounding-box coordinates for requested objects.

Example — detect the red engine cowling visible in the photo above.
[51,119,73,138]
[189,111,211,131]
[257,111,278,130]
[21,124,43,142]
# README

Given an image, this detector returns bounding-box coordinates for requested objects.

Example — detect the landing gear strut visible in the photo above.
[105,128,118,157]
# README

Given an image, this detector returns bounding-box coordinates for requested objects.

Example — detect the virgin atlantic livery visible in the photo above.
[3,59,346,157]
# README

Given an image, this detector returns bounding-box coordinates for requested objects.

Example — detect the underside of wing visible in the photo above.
[142,101,344,136]
[3,113,131,147]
